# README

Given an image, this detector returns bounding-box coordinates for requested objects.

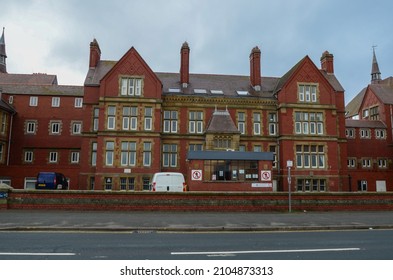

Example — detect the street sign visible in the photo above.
[191,170,202,181]
[261,170,271,181]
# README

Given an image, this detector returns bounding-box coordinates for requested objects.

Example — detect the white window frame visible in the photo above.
[29,96,38,107]
[143,142,152,167]
[24,177,37,190]
[120,77,143,96]
[298,84,318,103]
[296,145,325,169]
[105,141,115,166]
[237,112,246,135]
[93,108,99,132]
[253,112,261,135]
[376,129,386,139]
[360,129,370,138]
[189,111,203,134]
[49,152,58,163]
[91,142,97,167]
[107,106,116,130]
[378,158,387,168]
[347,158,356,168]
[162,144,178,168]
[144,107,153,131]
[121,141,136,167]
[362,158,371,168]
[26,121,37,134]
[72,122,82,135]
[346,128,355,138]
[24,151,34,163]
[163,110,178,133]
[51,97,60,107]
[268,113,277,136]
[71,151,80,164]
[74,98,83,108]
[50,121,61,135]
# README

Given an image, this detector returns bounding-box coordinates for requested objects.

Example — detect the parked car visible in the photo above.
[150,172,186,192]
[35,172,69,190]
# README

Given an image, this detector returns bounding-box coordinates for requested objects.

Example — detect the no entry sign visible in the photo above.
[261,170,271,181]
[191,170,202,181]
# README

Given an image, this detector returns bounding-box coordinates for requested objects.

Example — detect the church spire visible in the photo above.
[0,27,7,73]
[371,46,381,84]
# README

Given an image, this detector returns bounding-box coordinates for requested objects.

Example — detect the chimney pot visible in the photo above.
[320,51,334,74]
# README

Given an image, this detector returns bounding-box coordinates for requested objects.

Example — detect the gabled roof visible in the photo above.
[0,73,58,85]
[274,55,344,93]
[345,119,386,129]
[345,77,393,117]
[85,47,162,89]
[205,109,240,134]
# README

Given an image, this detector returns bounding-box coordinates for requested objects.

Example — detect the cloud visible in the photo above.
[1,0,393,102]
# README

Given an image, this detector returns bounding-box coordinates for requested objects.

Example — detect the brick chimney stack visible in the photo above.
[250,46,261,91]
[89,38,101,68]
[180,42,190,88]
[320,51,334,74]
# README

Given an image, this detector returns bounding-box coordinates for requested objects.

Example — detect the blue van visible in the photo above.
[36,172,69,190]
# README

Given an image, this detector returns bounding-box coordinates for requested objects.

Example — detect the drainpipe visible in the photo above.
[6,112,14,166]
[275,97,281,191]
[390,105,393,143]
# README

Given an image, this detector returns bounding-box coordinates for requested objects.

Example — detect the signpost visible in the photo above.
[287,160,293,213]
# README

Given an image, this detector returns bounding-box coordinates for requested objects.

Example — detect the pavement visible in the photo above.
[1,210,393,232]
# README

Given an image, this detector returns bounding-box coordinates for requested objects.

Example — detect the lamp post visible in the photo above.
[287,160,293,213]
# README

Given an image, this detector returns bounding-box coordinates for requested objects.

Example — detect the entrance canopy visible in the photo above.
[187,151,274,161]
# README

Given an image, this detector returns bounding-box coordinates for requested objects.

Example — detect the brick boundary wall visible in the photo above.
[1,189,393,211]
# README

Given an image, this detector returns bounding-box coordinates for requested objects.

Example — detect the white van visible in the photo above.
[150,172,186,192]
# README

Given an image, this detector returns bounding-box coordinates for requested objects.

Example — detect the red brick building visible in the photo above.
[3,30,388,192]
[345,49,393,191]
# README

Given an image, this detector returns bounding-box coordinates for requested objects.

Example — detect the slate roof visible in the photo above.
[0,84,83,96]
[0,73,58,85]
[85,60,279,99]
[187,150,275,161]
[84,60,116,86]
[345,77,393,117]
[345,119,387,129]
[157,72,279,99]
[205,110,240,134]
[345,87,366,117]
[369,82,393,105]
[84,51,344,100]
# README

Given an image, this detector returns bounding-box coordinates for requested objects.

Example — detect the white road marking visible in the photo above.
[171,247,361,255]
[0,252,76,256]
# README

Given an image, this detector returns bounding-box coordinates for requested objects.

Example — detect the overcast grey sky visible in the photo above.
[2,0,392,103]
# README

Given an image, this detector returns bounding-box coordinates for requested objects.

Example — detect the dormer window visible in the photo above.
[120,77,143,96]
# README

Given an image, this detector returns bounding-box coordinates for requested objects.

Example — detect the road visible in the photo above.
[1,229,392,260]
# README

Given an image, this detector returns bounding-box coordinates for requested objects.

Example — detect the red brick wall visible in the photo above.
[4,190,393,212]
